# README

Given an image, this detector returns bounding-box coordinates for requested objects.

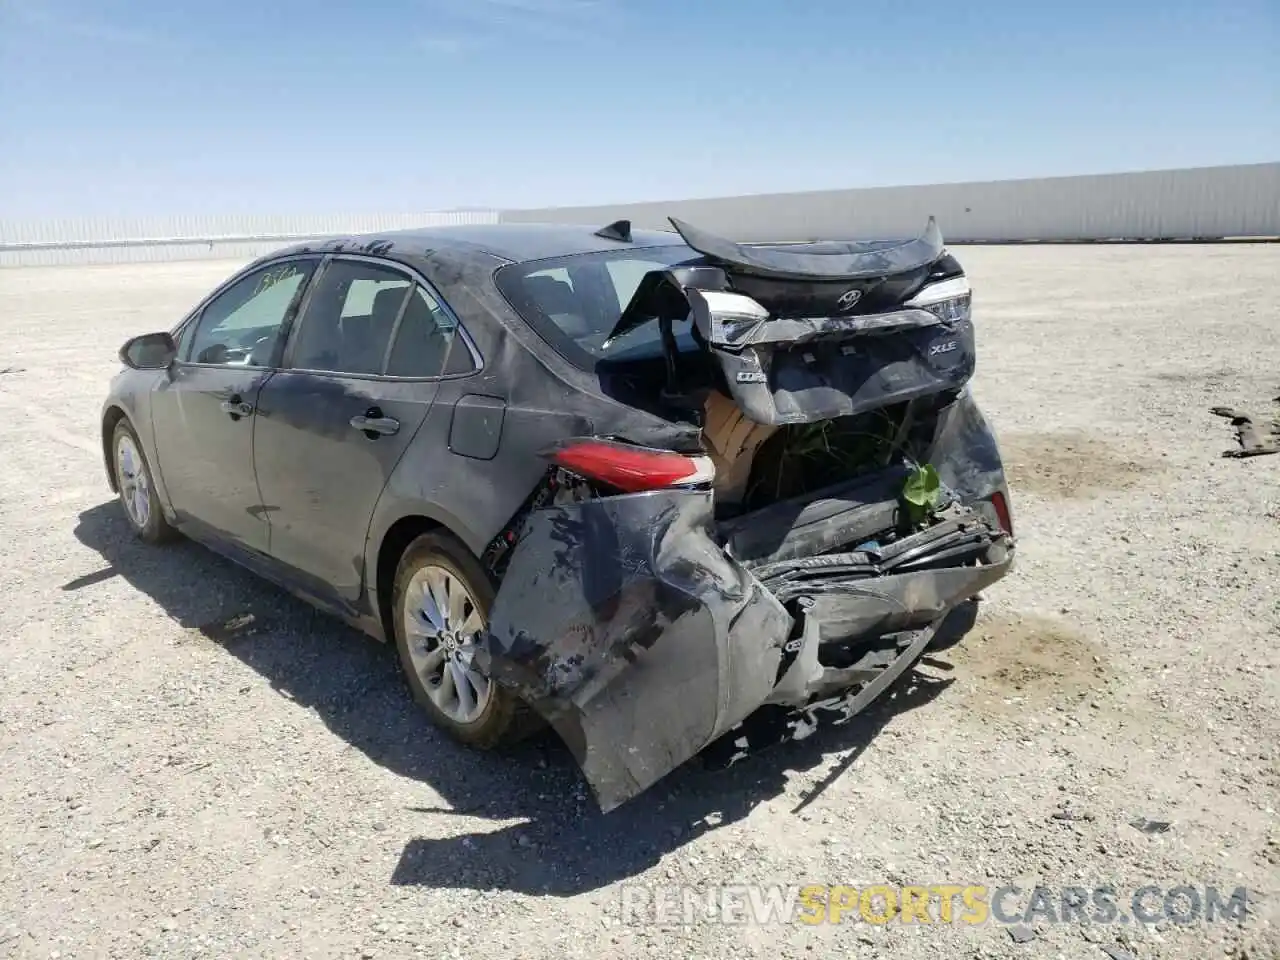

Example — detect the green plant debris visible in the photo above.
[743,410,899,508]
[902,463,941,525]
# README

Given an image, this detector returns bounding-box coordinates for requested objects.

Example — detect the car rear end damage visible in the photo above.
[476,218,1015,811]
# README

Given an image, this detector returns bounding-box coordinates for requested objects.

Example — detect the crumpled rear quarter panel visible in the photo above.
[478,489,792,812]
[926,387,1013,536]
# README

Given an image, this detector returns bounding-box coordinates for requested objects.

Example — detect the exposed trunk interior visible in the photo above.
[479,220,1014,812]
[590,217,973,531]
[687,378,957,519]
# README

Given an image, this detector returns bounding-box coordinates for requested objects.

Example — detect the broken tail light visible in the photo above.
[904,274,972,324]
[543,438,715,494]
[989,489,1014,537]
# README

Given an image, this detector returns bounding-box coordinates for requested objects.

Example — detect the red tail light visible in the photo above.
[544,438,716,494]
[989,490,1014,536]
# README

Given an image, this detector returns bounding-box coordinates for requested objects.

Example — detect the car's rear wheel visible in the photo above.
[391,532,527,748]
[112,419,177,545]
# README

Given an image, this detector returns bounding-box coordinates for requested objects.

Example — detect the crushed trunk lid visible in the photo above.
[604,216,973,426]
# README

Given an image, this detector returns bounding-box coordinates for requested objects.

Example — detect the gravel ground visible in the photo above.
[0,245,1277,960]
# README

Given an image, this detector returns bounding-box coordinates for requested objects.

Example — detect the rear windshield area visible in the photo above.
[495,245,697,369]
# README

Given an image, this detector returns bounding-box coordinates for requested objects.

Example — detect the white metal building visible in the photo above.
[2,163,1276,266]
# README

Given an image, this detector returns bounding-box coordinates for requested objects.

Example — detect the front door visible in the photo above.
[150,257,318,553]
[253,257,465,606]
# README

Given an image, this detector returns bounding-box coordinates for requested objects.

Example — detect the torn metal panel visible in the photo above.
[678,280,974,427]
[482,480,1011,810]
[769,620,938,719]
[686,295,947,348]
[704,623,942,769]
[710,316,974,426]
[790,557,1011,644]
[752,507,1011,641]
[602,256,973,428]
[927,388,1008,502]
[604,222,948,346]
[718,466,912,565]
[478,489,792,813]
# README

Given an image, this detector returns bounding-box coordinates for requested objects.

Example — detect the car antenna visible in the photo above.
[593,219,632,243]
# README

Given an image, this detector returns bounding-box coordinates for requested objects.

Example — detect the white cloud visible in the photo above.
[0,0,160,45]
[415,35,476,55]
[418,0,619,44]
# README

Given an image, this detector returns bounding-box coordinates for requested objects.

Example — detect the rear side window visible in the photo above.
[495,246,696,370]
[385,285,465,377]
[289,260,410,375]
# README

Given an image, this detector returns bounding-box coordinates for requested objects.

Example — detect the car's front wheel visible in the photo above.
[391,532,529,748]
[112,419,177,544]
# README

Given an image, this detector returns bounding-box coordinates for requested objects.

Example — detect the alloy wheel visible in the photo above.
[115,433,152,530]
[402,564,492,724]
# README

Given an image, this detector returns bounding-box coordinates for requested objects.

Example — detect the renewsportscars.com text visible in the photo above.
[615,883,1252,927]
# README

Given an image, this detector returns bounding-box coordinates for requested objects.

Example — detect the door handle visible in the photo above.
[220,398,254,419]
[350,410,400,437]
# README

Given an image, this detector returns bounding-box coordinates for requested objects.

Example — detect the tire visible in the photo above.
[391,531,533,749]
[111,419,178,545]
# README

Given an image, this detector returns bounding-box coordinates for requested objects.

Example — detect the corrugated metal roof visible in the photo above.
[500,163,1280,243]
[4,164,1277,267]
[0,211,501,266]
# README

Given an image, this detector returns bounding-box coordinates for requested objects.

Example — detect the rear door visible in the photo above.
[252,255,469,607]
[150,256,318,552]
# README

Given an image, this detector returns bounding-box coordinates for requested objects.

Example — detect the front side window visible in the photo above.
[187,260,316,366]
[289,260,411,375]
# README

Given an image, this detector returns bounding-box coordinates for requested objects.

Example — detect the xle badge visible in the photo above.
[929,340,958,357]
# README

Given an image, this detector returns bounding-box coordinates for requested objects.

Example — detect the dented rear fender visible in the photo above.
[928,387,1014,532]
[477,489,792,812]
[478,390,1016,813]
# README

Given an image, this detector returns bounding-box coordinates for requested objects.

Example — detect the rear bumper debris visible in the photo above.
[703,615,944,769]
[478,480,1013,813]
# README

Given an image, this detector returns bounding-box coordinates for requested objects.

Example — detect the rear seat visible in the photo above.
[341,285,407,372]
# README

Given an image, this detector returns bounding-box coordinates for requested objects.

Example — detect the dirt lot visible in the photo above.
[1,245,1277,960]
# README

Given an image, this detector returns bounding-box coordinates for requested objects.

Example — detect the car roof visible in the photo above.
[287,222,691,265]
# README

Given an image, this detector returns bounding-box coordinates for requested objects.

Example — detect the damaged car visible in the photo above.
[101,217,1014,811]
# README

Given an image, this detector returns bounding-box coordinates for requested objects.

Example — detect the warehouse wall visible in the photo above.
[0,210,499,267]
[2,164,1276,266]
[500,163,1280,243]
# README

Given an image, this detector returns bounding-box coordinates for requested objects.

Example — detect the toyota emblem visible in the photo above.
[837,288,862,311]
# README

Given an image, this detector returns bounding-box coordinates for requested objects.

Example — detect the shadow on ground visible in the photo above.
[74,500,975,897]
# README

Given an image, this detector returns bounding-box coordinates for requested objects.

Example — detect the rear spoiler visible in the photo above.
[604,216,945,345]
[669,216,943,281]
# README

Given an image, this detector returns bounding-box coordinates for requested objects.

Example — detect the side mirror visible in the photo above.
[119,332,177,370]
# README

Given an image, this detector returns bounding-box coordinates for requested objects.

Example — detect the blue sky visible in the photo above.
[1,0,1276,218]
